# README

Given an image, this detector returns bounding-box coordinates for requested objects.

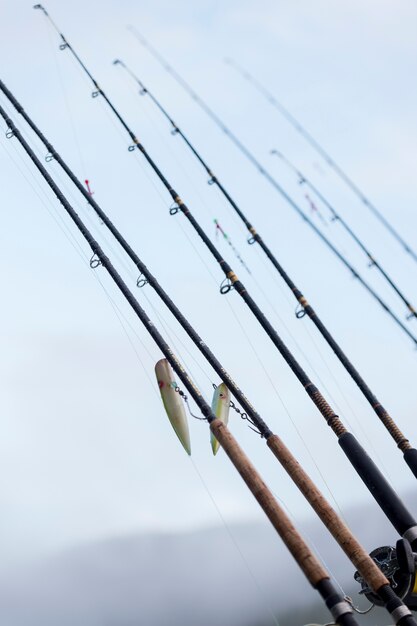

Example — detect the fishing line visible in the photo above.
[0,135,88,263]
[190,457,282,625]
[269,484,348,600]
[43,16,89,180]
[1,62,400,520]
[105,69,372,438]
[5,119,329,561]
[271,150,417,320]
[163,204,352,514]
[247,239,393,478]
[3,132,275,612]
[7,103,374,625]
[131,98,252,276]
[121,75,228,225]
[2,115,283,624]
[0,147,375,541]
[0,121,165,388]
[1,138,159,374]
[97,283,282,626]
[128,32,417,349]
[224,57,417,267]
[92,230,342,622]
[7,89,417,623]
[47,156,217,391]
[25,18,417,518]
[1,99,274,419]
[1,104,342,520]
[109,57,417,480]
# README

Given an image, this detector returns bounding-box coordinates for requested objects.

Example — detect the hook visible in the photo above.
[5,128,14,139]
[229,399,262,437]
[45,153,54,163]
[247,236,256,245]
[91,90,100,98]
[174,385,206,420]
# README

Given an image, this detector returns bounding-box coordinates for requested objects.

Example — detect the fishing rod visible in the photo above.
[125,29,417,350]
[2,87,417,625]
[0,103,376,626]
[271,149,417,320]
[110,61,417,477]
[224,57,417,268]
[33,4,417,515]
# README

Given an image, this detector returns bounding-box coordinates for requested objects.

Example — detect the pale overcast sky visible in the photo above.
[1,0,417,572]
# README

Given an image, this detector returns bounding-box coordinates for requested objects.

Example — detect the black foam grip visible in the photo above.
[339,433,416,535]
[404,449,417,480]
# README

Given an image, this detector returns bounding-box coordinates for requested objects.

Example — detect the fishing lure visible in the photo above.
[210,382,230,455]
[155,359,191,455]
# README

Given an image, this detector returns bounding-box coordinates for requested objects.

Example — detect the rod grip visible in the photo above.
[338,433,416,536]
[211,419,328,585]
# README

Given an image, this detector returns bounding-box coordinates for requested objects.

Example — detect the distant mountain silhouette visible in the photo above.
[0,491,415,625]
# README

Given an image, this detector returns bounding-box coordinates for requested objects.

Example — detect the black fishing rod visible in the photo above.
[271,149,417,320]
[2,104,371,626]
[110,61,417,476]
[224,57,417,268]
[3,84,417,623]
[126,27,417,350]
[33,5,417,513]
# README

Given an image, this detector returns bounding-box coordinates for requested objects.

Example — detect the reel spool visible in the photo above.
[354,539,417,610]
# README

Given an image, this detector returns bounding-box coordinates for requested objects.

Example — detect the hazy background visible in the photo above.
[0,0,416,623]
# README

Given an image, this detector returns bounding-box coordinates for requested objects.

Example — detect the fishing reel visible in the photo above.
[354,539,417,610]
